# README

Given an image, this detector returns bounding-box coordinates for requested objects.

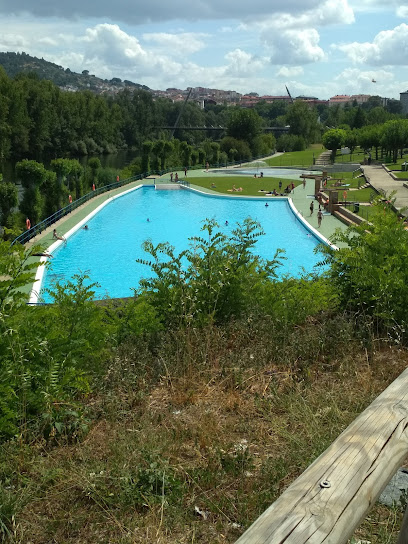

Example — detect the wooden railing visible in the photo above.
[235,367,408,544]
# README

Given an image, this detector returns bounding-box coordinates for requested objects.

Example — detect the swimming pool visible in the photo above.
[38,187,325,302]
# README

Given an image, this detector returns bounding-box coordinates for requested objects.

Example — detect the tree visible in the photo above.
[286,100,319,144]
[16,159,48,224]
[227,108,262,150]
[141,140,153,173]
[87,157,101,188]
[322,128,346,162]
[220,136,251,161]
[380,120,406,163]
[0,179,17,227]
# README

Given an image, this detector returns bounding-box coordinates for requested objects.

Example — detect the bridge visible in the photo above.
[156,126,290,135]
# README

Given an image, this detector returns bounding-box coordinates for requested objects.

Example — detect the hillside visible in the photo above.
[0,51,150,94]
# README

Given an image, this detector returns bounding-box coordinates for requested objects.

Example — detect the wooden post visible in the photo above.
[397,504,408,544]
[235,367,408,544]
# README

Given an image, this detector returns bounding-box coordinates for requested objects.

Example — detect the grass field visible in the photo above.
[189,175,302,196]
[265,144,321,167]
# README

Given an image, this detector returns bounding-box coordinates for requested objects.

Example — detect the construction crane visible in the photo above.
[285,85,294,103]
[170,88,193,139]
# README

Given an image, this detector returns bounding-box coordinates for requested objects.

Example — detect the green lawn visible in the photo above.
[391,171,408,179]
[343,187,378,202]
[189,175,303,196]
[326,171,368,190]
[334,148,365,164]
[265,144,322,167]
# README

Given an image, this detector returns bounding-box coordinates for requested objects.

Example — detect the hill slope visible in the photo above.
[0,51,150,94]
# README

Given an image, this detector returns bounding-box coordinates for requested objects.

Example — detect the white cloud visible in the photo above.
[38,37,58,46]
[265,29,325,64]
[224,48,269,76]
[337,23,408,65]
[277,66,304,77]
[396,6,408,18]
[333,67,395,95]
[0,33,28,49]
[142,32,208,56]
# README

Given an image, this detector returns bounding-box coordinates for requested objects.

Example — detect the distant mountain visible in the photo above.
[0,51,150,94]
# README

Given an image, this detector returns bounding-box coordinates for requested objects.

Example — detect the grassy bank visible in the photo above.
[1,317,406,543]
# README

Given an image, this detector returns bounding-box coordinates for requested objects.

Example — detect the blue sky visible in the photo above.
[0,0,408,100]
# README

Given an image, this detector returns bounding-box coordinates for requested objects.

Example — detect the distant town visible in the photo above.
[149,86,408,114]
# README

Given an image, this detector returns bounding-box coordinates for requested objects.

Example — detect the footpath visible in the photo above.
[362,164,408,216]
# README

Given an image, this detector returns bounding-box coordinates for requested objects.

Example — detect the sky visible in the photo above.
[0,0,408,100]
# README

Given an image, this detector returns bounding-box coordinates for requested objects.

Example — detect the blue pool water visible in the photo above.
[40,187,324,301]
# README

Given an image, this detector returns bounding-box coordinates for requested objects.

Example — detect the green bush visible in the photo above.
[136,218,284,326]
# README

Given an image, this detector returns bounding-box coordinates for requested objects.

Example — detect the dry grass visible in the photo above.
[3,321,408,543]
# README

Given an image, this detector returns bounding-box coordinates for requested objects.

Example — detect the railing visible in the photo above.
[341,201,372,222]
[11,174,144,246]
[234,366,408,544]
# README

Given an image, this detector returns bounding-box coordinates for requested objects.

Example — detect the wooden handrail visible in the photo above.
[235,367,408,544]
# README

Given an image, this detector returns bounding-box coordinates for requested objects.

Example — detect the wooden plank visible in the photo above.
[396,504,408,544]
[235,367,408,544]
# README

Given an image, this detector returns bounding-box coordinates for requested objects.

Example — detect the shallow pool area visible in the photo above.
[39,187,325,301]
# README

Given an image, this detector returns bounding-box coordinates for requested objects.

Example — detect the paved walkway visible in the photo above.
[362,164,408,216]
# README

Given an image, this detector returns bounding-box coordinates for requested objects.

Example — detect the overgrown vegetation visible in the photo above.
[0,209,407,542]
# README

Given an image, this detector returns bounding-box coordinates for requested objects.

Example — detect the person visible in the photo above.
[265,202,269,207]
[68,194,72,203]
[206,161,209,172]
[170,172,173,182]
[260,172,264,178]
[175,173,179,182]
[147,218,150,222]
[273,189,278,196]
[211,183,216,188]
[310,200,314,216]
[317,209,323,228]
[343,190,347,201]
[82,225,89,230]
[279,180,282,191]
[25,217,31,230]
[303,178,306,189]
[184,167,187,177]
[225,220,229,226]
[53,229,66,242]
[92,183,95,191]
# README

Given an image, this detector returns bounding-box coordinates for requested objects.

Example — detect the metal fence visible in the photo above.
[341,201,372,222]
[11,173,144,246]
